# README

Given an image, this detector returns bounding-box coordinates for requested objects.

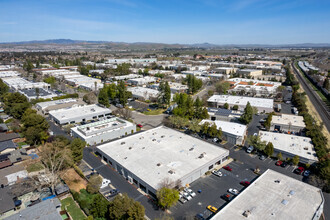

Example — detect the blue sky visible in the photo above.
[0,0,329,44]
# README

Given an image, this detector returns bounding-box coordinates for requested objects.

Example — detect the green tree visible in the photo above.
[98,87,110,107]
[215,81,231,94]
[0,79,9,98]
[22,110,49,145]
[70,138,86,164]
[292,155,300,165]
[239,102,253,125]
[247,135,266,151]
[223,103,229,109]
[86,175,102,194]
[90,194,109,218]
[23,60,34,72]
[186,75,202,94]
[44,76,56,85]
[118,81,131,106]
[232,105,239,110]
[164,81,171,105]
[264,142,274,157]
[208,123,218,138]
[83,92,97,104]
[107,83,117,100]
[108,193,145,220]
[277,152,283,161]
[188,119,201,133]
[3,92,31,119]
[201,122,210,136]
[156,187,179,209]
[265,112,275,130]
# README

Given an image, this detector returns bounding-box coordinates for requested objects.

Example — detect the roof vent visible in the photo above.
[189,148,194,151]
[157,163,161,166]
[168,170,175,174]
[242,210,251,217]
[161,135,165,138]
[289,190,295,195]
[124,157,127,160]
[281,199,289,205]
[152,139,156,141]
[129,147,132,150]
[121,142,125,145]
[274,180,281,183]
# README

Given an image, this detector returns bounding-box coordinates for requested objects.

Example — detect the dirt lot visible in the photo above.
[61,168,88,192]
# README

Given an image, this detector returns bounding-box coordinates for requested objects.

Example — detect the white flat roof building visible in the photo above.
[38,69,79,78]
[36,98,79,110]
[271,114,306,132]
[71,117,136,146]
[212,169,324,220]
[0,71,20,78]
[150,82,188,94]
[96,126,229,196]
[2,77,50,91]
[237,69,263,77]
[200,119,247,145]
[208,95,274,113]
[113,74,142,81]
[259,131,318,164]
[127,87,160,101]
[49,104,111,125]
[127,76,156,86]
[64,75,101,87]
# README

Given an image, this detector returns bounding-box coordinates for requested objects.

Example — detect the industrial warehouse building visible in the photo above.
[270,114,306,133]
[36,98,84,115]
[200,119,247,145]
[237,69,263,77]
[208,95,274,113]
[127,87,160,102]
[259,131,318,164]
[96,126,229,197]
[71,117,136,146]
[49,104,111,125]
[212,169,324,220]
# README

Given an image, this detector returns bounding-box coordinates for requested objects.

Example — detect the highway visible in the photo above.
[291,62,330,132]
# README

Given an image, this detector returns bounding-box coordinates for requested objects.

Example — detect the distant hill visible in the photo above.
[0,39,329,49]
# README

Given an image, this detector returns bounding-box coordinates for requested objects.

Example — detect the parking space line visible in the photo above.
[285,165,291,170]
[268,159,273,164]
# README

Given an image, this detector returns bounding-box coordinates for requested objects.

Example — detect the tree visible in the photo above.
[277,152,283,161]
[239,102,253,125]
[107,83,117,100]
[185,75,202,94]
[98,87,110,107]
[90,194,109,218]
[247,135,266,151]
[83,92,97,104]
[3,92,31,119]
[86,175,102,194]
[232,105,239,110]
[0,79,9,98]
[156,187,179,209]
[201,122,210,136]
[292,155,300,165]
[223,103,229,109]
[264,142,274,157]
[323,78,330,91]
[70,138,86,164]
[22,110,49,145]
[39,141,71,193]
[264,112,275,130]
[108,193,145,220]
[188,119,201,133]
[208,123,218,138]
[158,81,171,106]
[164,81,171,106]
[215,81,231,94]
[118,81,131,106]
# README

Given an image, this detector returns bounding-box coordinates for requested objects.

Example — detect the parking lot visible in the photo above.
[170,161,259,220]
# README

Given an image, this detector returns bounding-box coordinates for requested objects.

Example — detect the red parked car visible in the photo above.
[137,124,143,128]
[240,181,251,187]
[223,166,232,171]
[294,167,305,175]
[275,160,283,166]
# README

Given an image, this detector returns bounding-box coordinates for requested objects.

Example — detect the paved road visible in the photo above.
[83,147,163,219]
[291,62,330,132]
[46,118,72,140]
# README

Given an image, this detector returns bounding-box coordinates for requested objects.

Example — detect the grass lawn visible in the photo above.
[17,142,28,147]
[26,162,44,173]
[61,197,86,220]
[142,108,164,115]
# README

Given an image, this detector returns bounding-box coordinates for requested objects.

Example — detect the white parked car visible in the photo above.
[183,192,192,201]
[100,178,111,188]
[212,170,222,177]
[185,188,196,197]
[228,188,239,195]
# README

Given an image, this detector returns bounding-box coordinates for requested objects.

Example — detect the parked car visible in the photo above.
[183,192,192,201]
[184,188,196,197]
[228,188,239,196]
[259,155,266,160]
[207,205,218,213]
[179,195,187,204]
[137,124,143,128]
[280,162,288,168]
[223,166,232,171]
[194,213,205,220]
[246,146,254,153]
[303,170,311,177]
[294,167,305,175]
[275,160,283,166]
[240,181,251,187]
[221,194,233,202]
[106,189,119,199]
[212,170,222,177]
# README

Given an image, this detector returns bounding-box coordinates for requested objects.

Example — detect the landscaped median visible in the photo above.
[142,108,165,115]
[61,197,86,220]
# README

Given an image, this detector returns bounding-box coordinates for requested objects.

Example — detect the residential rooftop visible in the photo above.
[212,169,323,220]
[97,126,228,190]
